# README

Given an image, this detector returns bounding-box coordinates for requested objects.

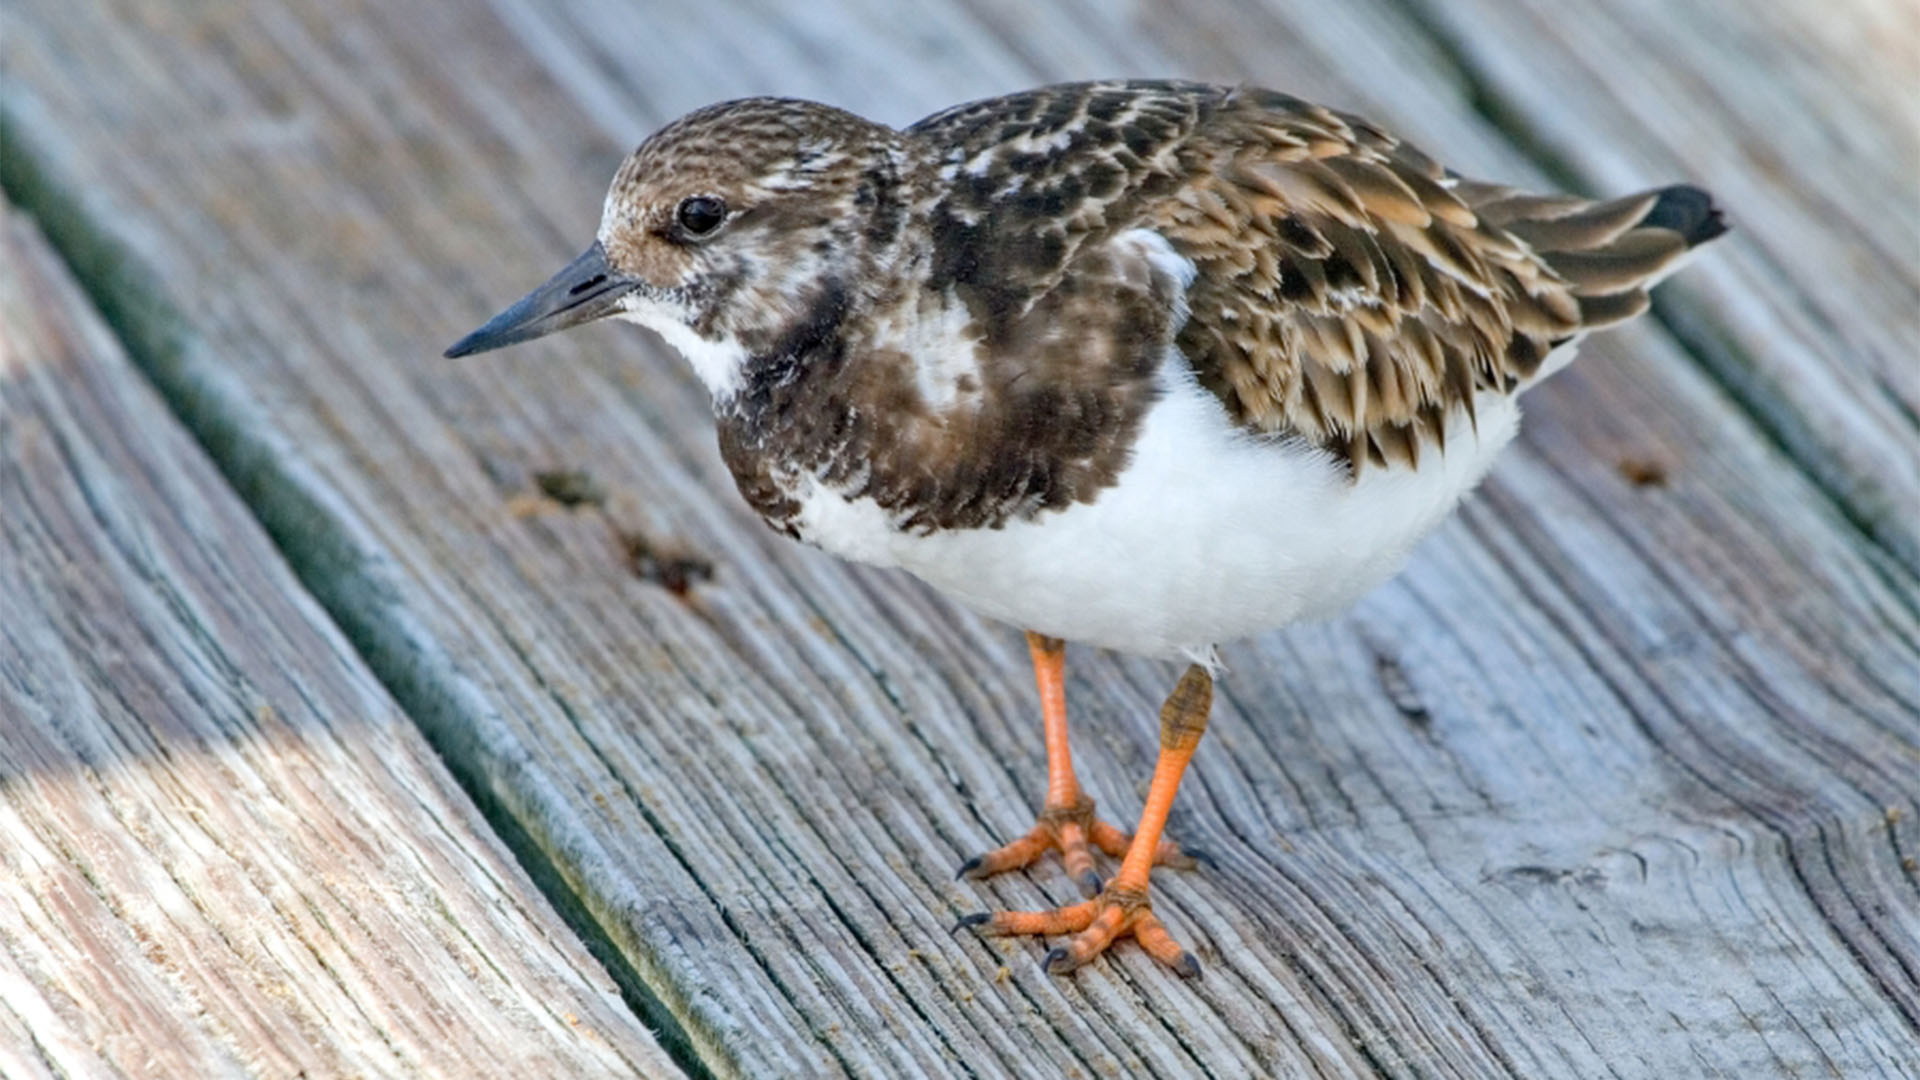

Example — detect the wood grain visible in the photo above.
[2,0,1916,1076]
[0,203,680,1078]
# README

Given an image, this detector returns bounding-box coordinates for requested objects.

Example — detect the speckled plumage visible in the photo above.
[567,81,1723,550]
[908,82,1721,474]
[447,78,1726,978]
[448,76,1727,651]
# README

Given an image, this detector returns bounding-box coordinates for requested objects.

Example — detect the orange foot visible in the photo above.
[955,795,1203,897]
[957,883,1201,978]
[958,660,1216,978]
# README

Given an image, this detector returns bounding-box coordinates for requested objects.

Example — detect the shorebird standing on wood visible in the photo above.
[447,80,1726,976]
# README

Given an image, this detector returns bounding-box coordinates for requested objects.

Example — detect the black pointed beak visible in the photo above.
[444,241,637,358]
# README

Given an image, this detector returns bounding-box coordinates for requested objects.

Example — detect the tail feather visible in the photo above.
[1464,180,1728,330]
[1500,191,1658,251]
[1573,289,1651,328]
[1640,184,1729,247]
[1539,230,1692,295]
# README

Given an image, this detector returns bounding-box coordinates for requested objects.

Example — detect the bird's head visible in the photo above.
[446,97,909,401]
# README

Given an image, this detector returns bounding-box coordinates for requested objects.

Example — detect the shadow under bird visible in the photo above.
[447,79,1726,977]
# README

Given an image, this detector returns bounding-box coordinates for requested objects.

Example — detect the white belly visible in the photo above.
[787,364,1520,660]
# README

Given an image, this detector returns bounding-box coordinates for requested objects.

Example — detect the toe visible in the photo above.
[1057,822,1103,895]
[971,900,1098,938]
[1133,910,1202,978]
[1040,903,1127,972]
[1155,840,1203,871]
[951,912,994,935]
[1088,819,1132,858]
[960,886,1199,977]
[958,826,1051,879]
[1177,845,1214,869]
[1088,819,1203,870]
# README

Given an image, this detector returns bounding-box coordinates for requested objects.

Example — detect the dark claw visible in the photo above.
[1077,869,1104,897]
[951,912,993,936]
[1182,846,1215,869]
[1041,947,1073,974]
[955,855,983,880]
[1174,952,1203,979]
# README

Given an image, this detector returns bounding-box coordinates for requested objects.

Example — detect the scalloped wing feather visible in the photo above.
[905,81,1724,475]
[1149,88,1720,471]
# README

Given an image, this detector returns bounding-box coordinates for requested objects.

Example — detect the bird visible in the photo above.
[446,79,1726,978]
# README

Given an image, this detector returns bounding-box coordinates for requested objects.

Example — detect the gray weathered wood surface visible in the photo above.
[0,203,682,1078]
[1,0,1916,1076]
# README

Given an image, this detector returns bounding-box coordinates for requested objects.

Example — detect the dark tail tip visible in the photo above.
[1642,184,1729,247]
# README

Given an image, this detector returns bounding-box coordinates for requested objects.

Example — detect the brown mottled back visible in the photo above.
[577,81,1725,544]
[1147,87,1724,470]
[910,81,1724,473]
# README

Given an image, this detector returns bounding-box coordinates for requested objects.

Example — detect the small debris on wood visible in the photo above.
[1371,647,1431,728]
[533,468,607,508]
[1617,456,1672,488]
[620,530,714,596]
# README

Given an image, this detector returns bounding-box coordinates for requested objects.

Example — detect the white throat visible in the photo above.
[617,306,748,402]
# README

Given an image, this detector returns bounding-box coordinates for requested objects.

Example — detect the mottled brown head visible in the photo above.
[601,100,908,366]
[447,97,909,397]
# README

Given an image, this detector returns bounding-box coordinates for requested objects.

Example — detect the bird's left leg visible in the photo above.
[958,632,1196,896]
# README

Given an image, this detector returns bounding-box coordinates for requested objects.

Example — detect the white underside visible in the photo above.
[784,355,1532,661]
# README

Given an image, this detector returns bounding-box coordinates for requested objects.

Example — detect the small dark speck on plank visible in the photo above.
[1617,456,1672,488]
[533,468,608,508]
[621,530,715,597]
[1372,649,1432,728]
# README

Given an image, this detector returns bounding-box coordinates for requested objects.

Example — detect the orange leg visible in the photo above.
[958,633,1199,896]
[960,663,1213,978]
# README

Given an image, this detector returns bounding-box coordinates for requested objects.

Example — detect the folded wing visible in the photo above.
[1156,88,1725,472]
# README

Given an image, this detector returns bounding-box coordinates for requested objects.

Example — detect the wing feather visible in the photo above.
[906,81,1724,475]
[1154,88,1716,471]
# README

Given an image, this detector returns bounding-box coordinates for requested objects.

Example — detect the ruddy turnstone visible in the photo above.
[447,80,1726,977]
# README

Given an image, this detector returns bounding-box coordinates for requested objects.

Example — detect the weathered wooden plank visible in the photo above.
[3,1,1916,1078]
[0,204,681,1078]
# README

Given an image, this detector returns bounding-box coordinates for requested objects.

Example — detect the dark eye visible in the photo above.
[675,195,727,236]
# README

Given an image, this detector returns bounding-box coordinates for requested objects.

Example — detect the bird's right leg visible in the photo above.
[957,631,1197,897]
